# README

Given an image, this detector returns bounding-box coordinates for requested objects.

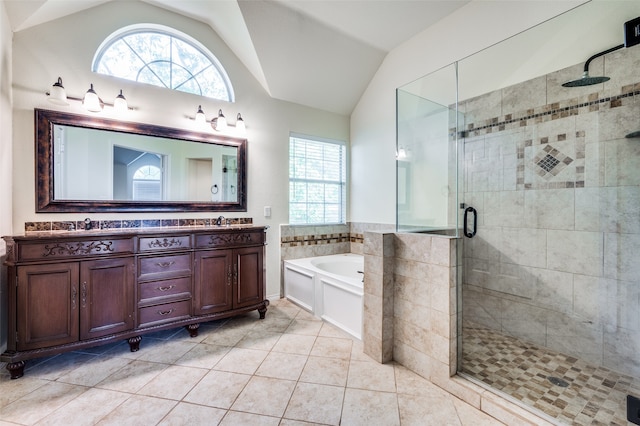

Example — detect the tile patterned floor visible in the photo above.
[0,299,502,426]
[461,323,640,426]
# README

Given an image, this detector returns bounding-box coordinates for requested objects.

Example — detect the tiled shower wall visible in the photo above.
[461,45,640,377]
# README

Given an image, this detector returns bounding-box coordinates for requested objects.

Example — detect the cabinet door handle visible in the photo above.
[233,263,238,284]
[157,285,175,292]
[156,261,175,268]
[157,308,174,316]
[71,286,77,310]
[227,265,232,286]
[81,282,87,308]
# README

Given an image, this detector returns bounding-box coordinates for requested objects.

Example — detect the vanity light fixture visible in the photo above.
[191,106,246,133]
[195,105,206,124]
[47,77,69,106]
[45,77,131,113]
[236,113,246,133]
[83,84,103,112]
[113,90,128,113]
[212,109,227,131]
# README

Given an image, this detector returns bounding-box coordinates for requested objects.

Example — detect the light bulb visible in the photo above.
[195,105,206,124]
[213,109,227,131]
[113,90,128,112]
[236,113,246,133]
[83,84,102,112]
[48,77,69,106]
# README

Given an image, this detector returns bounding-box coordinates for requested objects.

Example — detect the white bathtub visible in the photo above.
[283,253,364,339]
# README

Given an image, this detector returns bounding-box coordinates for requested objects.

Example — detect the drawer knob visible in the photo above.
[158,309,175,316]
[157,285,175,292]
[156,261,176,268]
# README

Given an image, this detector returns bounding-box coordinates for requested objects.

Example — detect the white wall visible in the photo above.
[350,0,591,225]
[0,0,12,352]
[10,1,349,298]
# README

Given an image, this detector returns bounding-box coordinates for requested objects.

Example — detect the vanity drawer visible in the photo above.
[138,253,191,281]
[139,277,191,303]
[18,238,135,261]
[138,235,191,252]
[195,230,265,249]
[138,300,191,327]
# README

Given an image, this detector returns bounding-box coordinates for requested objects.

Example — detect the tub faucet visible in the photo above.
[357,270,364,282]
[215,215,225,226]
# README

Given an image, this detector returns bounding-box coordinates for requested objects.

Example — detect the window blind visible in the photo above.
[289,135,346,225]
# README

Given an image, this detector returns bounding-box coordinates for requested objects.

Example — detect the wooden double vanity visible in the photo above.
[1,225,268,379]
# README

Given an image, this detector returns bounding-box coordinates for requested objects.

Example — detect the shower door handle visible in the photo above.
[464,206,477,238]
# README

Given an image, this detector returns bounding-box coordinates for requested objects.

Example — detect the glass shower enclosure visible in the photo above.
[396,62,462,236]
[397,2,640,425]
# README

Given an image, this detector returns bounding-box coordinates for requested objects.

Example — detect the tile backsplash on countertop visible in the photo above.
[24,217,253,233]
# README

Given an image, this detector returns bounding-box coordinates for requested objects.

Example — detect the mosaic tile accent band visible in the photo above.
[280,232,363,247]
[462,86,640,137]
[25,217,253,233]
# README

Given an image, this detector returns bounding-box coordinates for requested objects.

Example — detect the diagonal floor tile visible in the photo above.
[284,382,345,426]
[341,388,400,426]
[231,376,296,417]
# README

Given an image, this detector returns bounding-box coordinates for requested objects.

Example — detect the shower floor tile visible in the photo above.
[461,323,637,425]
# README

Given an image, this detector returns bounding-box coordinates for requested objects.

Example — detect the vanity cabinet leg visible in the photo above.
[258,299,270,319]
[7,361,25,379]
[186,323,200,337]
[128,336,142,352]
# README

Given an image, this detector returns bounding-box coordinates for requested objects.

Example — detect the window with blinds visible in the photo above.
[289,135,346,225]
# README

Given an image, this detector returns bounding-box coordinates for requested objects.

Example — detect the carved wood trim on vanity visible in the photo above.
[1,226,269,379]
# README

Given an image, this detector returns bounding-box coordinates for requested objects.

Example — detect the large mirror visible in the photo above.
[36,108,247,212]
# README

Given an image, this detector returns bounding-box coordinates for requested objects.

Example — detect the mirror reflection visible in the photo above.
[53,125,238,203]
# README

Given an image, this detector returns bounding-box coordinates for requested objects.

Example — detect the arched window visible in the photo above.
[132,165,162,201]
[93,24,234,102]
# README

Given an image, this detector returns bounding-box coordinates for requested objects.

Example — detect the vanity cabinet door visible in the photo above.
[16,263,80,351]
[234,246,264,309]
[193,250,233,315]
[79,258,135,340]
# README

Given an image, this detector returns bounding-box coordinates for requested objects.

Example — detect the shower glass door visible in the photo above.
[397,3,640,424]
[455,2,640,425]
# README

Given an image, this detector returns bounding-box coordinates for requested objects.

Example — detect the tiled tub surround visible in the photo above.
[458,45,640,421]
[279,222,395,259]
[279,222,394,295]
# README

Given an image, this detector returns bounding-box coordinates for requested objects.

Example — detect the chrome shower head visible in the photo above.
[625,130,640,139]
[562,71,610,87]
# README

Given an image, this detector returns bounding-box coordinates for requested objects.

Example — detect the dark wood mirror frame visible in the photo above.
[35,108,247,213]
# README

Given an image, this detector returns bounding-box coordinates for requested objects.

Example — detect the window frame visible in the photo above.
[288,133,347,226]
[92,24,235,102]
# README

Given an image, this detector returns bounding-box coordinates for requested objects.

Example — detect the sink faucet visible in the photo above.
[215,215,225,226]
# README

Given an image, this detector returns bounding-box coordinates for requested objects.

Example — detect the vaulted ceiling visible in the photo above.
[3,0,470,115]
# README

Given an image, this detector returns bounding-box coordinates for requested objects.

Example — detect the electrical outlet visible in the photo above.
[624,16,640,48]
[628,394,640,425]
